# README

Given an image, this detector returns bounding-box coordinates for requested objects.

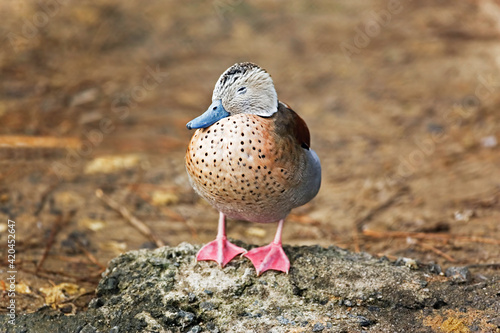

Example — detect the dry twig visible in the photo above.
[36,211,75,273]
[0,135,81,148]
[95,189,165,247]
[127,183,198,239]
[76,242,106,270]
[34,181,59,216]
[466,263,500,269]
[416,241,456,262]
[352,186,409,252]
[25,268,102,283]
[59,290,96,305]
[363,229,500,245]
[354,186,409,232]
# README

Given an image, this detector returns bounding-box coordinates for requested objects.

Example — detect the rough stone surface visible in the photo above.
[445,266,472,284]
[1,243,499,332]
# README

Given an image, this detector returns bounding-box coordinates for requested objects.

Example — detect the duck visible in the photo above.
[185,62,321,275]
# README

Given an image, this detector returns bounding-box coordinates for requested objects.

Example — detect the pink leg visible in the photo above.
[244,219,290,275]
[196,212,246,267]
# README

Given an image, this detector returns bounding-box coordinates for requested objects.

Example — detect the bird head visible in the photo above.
[187,62,278,130]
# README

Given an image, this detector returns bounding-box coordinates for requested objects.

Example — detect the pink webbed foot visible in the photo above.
[244,219,290,275]
[244,242,290,275]
[196,237,246,267]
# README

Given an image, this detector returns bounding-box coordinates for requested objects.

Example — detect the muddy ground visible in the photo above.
[0,0,499,322]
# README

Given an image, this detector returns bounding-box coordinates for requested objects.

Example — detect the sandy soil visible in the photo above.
[0,0,499,314]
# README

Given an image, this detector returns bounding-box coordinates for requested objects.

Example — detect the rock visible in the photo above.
[312,322,325,331]
[395,257,419,269]
[188,326,202,333]
[445,266,471,283]
[427,262,442,275]
[188,292,197,303]
[276,316,291,325]
[355,315,374,327]
[1,243,499,332]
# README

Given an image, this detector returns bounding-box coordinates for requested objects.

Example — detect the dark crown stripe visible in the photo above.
[219,62,261,85]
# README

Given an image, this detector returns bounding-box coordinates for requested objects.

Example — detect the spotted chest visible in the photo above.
[185,113,306,222]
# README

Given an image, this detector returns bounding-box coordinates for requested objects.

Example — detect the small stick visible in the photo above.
[34,181,59,216]
[0,135,81,148]
[352,186,409,252]
[417,241,456,262]
[354,186,409,232]
[159,206,198,240]
[128,184,186,223]
[466,263,500,269]
[24,268,102,283]
[363,229,500,245]
[95,189,165,248]
[53,255,93,264]
[59,290,96,304]
[36,211,76,272]
[76,242,106,270]
[36,215,63,273]
[128,183,198,239]
[353,229,361,253]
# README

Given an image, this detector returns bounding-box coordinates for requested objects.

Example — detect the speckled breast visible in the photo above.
[185,113,306,223]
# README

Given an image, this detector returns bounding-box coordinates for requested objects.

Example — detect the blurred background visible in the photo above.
[1,0,499,313]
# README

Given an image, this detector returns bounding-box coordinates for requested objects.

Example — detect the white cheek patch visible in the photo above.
[215,68,278,118]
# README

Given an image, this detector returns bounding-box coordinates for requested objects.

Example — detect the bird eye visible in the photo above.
[237,86,247,94]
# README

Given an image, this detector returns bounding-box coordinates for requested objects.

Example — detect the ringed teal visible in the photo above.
[185,62,321,275]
